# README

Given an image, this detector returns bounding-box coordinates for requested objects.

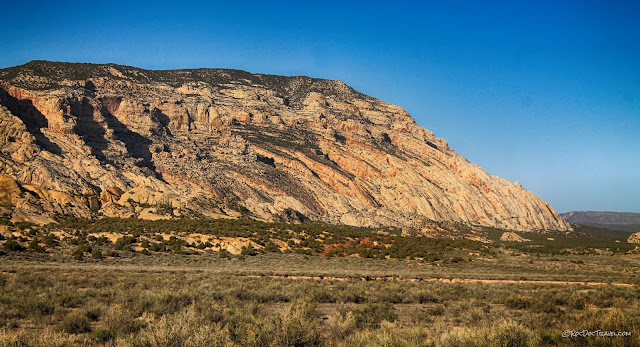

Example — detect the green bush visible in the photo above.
[241,245,258,256]
[114,236,136,250]
[504,295,533,310]
[3,239,25,252]
[150,242,166,252]
[72,246,90,261]
[568,293,587,310]
[57,311,91,334]
[28,238,46,252]
[350,302,397,329]
[91,328,114,343]
[91,248,103,259]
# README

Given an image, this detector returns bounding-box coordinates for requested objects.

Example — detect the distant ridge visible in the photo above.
[560,211,640,233]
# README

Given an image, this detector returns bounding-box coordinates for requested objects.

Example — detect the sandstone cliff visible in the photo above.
[0,61,570,232]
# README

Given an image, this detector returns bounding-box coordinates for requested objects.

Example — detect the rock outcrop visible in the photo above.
[0,61,571,231]
[628,233,640,244]
[500,232,530,242]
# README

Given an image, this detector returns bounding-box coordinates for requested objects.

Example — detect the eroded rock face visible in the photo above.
[0,61,571,231]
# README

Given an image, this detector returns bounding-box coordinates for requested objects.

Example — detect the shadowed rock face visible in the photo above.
[0,61,571,232]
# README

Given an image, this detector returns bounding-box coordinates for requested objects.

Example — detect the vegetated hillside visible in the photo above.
[560,211,640,233]
[0,60,570,233]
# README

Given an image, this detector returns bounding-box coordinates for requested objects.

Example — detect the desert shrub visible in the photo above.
[531,300,563,314]
[3,239,25,252]
[263,241,280,253]
[341,290,367,304]
[307,286,336,303]
[90,328,114,343]
[83,304,102,321]
[241,245,258,256]
[270,302,323,347]
[408,306,434,324]
[133,307,231,347]
[91,248,103,259]
[100,305,145,338]
[72,245,93,260]
[69,236,88,245]
[171,243,182,254]
[0,330,77,346]
[28,238,46,252]
[504,295,534,310]
[345,324,431,347]
[413,290,440,304]
[194,299,224,323]
[56,311,91,334]
[42,233,58,245]
[114,235,137,250]
[428,304,446,316]
[570,307,640,346]
[72,248,84,261]
[325,311,356,342]
[348,302,397,329]
[150,242,166,252]
[150,292,195,316]
[374,286,405,303]
[439,320,540,347]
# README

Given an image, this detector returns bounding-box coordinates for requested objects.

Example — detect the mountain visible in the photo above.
[0,60,570,232]
[560,211,640,233]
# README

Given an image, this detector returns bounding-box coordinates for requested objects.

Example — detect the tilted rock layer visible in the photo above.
[0,61,570,231]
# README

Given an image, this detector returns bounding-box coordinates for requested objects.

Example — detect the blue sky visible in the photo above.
[2,1,639,213]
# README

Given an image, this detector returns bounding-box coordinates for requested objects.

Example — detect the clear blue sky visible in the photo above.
[2,1,639,213]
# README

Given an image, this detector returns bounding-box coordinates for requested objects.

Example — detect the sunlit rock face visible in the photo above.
[0,61,570,232]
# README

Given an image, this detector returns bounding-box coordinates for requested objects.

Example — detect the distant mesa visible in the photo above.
[0,60,571,233]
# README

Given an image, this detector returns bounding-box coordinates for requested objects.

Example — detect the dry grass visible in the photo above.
[0,256,639,346]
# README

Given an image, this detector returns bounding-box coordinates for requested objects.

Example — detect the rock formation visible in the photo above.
[500,232,530,242]
[0,61,571,232]
[628,233,640,244]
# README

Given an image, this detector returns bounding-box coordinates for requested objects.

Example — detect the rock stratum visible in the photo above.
[0,61,570,232]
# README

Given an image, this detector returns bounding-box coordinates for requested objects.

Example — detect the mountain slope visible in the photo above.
[0,60,570,232]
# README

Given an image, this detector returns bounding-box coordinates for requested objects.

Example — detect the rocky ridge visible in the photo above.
[0,61,570,232]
